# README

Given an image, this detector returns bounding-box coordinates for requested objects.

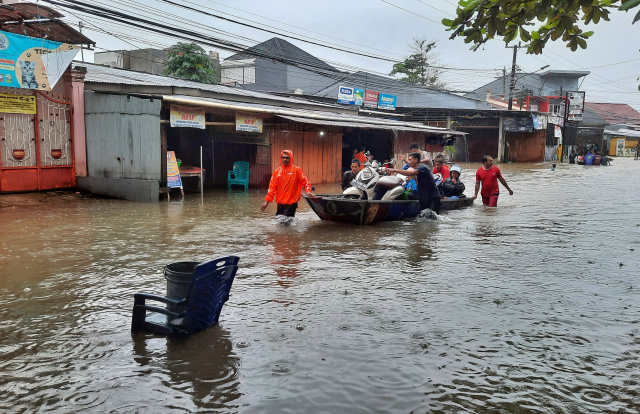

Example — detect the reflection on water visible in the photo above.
[1,159,640,413]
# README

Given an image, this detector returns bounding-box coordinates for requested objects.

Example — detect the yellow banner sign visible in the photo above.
[0,93,36,114]
[170,104,206,129]
[236,111,263,133]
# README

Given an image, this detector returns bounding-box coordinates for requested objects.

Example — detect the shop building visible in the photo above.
[78,63,462,202]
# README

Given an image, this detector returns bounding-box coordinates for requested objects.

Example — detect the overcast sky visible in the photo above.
[59,0,640,109]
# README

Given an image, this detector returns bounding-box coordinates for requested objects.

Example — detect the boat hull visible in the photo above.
[440,197,474,210]
[302,194,421,225]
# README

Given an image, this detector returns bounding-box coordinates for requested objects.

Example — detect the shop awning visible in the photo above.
[605,128,640,138]
[162,95,465,136]
[274,114,464,135]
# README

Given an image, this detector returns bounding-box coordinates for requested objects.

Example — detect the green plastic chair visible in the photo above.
[227,161,250,190]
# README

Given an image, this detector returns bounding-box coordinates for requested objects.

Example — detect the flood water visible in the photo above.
[1,159,640,413]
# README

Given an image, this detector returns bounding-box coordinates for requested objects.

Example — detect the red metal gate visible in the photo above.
[0,91,75,193]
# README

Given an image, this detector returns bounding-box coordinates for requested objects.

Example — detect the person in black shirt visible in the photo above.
[384,152,441,214]
[341,159,361,191]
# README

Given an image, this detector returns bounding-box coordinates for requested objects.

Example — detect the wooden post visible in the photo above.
[497,117,505,163]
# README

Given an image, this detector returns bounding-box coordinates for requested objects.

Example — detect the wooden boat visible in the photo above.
[302,194,474,225]
[302,194,420,225]
[440,197,474,210]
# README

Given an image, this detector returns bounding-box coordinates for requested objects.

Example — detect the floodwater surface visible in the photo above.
[1,159,639,413]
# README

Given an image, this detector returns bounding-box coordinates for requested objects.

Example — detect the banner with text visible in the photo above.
[0,93,36,114]
[377,93,397,110]
[235,111,263,132]
[337,85,356,105]
[170,104,206,129]
[364,90,379,108]
[166,151,183,188]
[566,91,585,122]
[0,30,79,91]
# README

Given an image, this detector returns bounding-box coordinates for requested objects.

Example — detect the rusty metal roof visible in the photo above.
[0,2,94,45]
[0,3,63,21]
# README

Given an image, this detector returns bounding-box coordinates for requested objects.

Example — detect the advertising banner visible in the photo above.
[235,111,263,132]
[0,30,79,91]
[364,90,379,108]
[503,117,534,132]
[337,85,356,105]
[0,93,36,114]
[170,104,206,129]
[353,88,364,105]
[166,151,183,188]
[566,91,586,122]
[378,93,397,110]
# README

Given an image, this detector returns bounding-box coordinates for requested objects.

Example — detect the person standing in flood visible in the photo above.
[472,155,513,207]
[261,150,315,217]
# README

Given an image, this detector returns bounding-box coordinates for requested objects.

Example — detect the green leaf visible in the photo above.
[442,18,455,26]
[620,0,640,11]
[520,27,532,40]
[634,9,640,23]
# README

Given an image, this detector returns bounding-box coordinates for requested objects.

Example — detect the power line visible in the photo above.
[379,0,442,24]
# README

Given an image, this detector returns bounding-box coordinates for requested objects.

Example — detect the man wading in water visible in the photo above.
[261,149,315,217]
[472,155,513,207]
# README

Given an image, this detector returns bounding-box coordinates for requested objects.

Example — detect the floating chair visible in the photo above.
[131,256,239,335]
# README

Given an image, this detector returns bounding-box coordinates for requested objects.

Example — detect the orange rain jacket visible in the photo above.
[265,150,313,205]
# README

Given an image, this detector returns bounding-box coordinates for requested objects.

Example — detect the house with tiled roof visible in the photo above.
[585,103,640,157]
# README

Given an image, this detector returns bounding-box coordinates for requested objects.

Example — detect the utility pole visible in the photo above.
[506,42,521,110]
[502,67,507,97]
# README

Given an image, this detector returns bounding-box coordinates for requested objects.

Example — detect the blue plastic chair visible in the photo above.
[131,255,240,335]
[227,161,250,190]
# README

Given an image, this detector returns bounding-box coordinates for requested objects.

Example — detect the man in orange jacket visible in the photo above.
[261,149,315,217]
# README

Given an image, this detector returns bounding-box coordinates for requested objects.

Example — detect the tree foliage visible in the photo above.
[389,38,446,89]
[163,42,217,84]
[442,0,640,55]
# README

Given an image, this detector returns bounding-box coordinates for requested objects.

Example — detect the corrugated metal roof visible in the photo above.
[80,62,341,108]
[605,128,640,138]
[0,3,94,45]
[164,95,464,135]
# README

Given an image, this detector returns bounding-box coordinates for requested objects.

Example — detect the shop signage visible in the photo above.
[566,91,585,122]
[0,93,36,114]
[256,145,270,165]
[0,30,79,91]
[235,111,263,133]
[378,93,397,110]
[364,90,379,108]
[170,104,206,129]
[166,151,183,189]
[337,86,355,104]
[503,117,534,132]
[531,114,547,130]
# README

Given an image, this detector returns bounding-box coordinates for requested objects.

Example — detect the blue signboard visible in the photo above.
[337,85,355,104]
[378,93,397,110]
[0,30,79,91]
[354,88,364,105]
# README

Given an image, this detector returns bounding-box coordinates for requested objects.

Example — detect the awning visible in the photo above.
[275,114,464,135]
[162,94,464,136]
[604,128,640,138]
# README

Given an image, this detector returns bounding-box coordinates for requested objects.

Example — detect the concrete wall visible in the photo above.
[83,91,162,201]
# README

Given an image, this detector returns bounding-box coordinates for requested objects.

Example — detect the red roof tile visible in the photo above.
[585,103,640,125]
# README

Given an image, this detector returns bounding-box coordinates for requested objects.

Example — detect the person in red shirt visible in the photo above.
[432,155,450,180]
[472,155,513,207]
[354,147,368,170]
[261,149,315,217]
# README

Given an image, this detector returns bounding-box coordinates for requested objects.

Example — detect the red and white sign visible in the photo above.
[364,90,379,108]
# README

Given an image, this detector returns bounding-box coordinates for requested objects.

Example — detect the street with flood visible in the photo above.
[1,159,639,413]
